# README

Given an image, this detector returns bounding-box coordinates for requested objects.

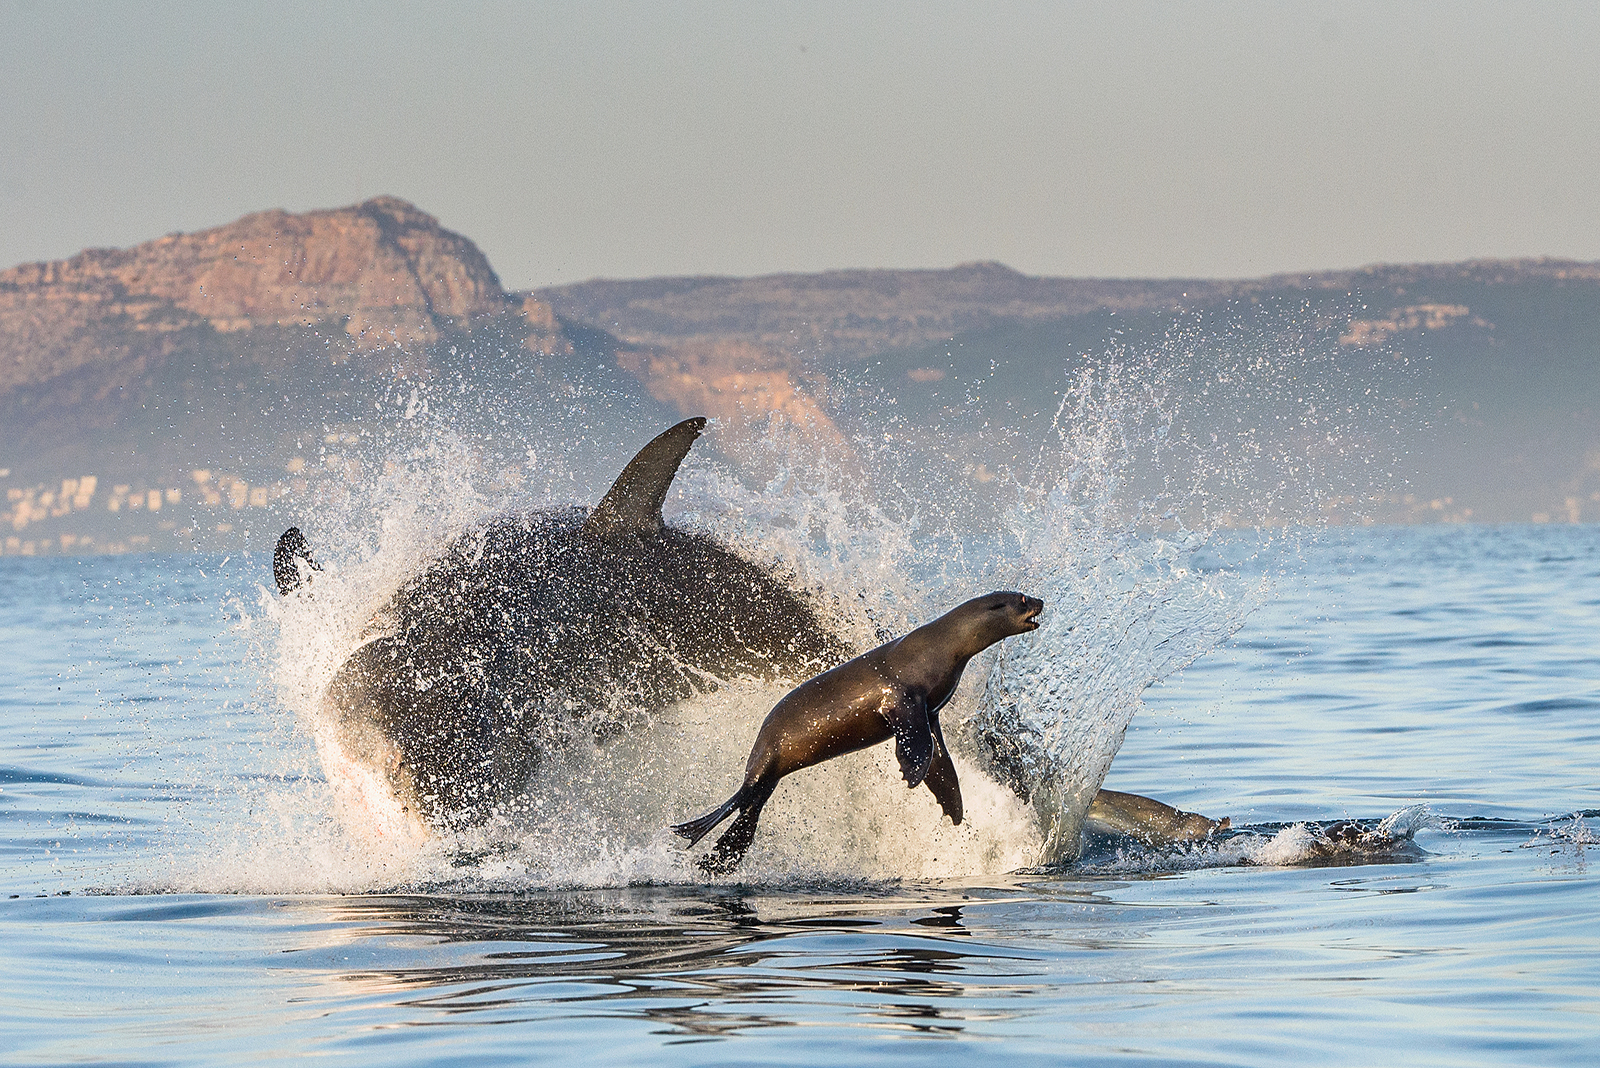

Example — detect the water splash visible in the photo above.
[970,360,1267,863]
[1070,805,1436,876]
[1520,812,1599,850]
[202,316,1403,892]
[966,312,1400,864]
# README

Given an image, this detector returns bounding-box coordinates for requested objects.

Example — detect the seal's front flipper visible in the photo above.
[882,693,933,788]
[273,527,322,595]
[923,714,963,824]
[583,417,708,540]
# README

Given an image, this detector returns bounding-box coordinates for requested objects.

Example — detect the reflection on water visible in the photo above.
[5,831,1599,1066]
[309,885,1063,1042]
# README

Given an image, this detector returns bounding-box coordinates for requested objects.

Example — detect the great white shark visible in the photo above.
[276,417,853,825]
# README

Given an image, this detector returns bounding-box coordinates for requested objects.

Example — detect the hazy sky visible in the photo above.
[3,0,1597,288]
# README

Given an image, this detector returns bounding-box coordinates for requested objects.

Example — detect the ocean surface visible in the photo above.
[2,522,1597,1066]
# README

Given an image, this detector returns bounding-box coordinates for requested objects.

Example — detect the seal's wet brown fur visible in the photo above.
[673,590,1044,874]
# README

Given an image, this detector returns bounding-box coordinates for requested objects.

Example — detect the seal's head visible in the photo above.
[946,590,1044,654]
[987,590,1045,634]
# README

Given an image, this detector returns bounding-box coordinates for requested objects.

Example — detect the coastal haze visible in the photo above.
[2,196,1598,555]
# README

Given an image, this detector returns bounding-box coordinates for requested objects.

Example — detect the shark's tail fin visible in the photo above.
[671,786,746,847]
[273,527,322,595]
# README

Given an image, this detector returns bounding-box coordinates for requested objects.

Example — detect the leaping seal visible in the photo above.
[672,590,1044,874]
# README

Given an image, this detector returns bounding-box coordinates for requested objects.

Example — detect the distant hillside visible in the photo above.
[537,260,1600,525]
[534,262,1225,361]
[534,259,1600,363]
[4,197,1598,557]
[0,197,673,556]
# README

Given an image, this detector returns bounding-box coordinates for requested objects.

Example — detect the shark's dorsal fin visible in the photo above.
[582,417,707,540]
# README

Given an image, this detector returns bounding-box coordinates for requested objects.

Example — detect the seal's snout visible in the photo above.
[1019,595,1044,631]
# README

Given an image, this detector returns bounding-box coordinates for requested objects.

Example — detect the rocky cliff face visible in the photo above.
[0,198,673,557]
[614,338,855,479]
[0,196,514,396]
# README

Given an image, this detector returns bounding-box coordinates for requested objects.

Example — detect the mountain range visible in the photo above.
[2,196,1597,555]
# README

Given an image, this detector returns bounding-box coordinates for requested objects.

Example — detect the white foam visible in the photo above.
[180,334,1390,892]
[973,364,1268,863]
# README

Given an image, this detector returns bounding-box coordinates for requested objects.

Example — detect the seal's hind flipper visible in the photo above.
[923,715,963,824]
[671,785,743,846]
[697,780,776,875]
[883,693,933,788]
[273,527,321,595]
[583,417,707,540]
[674,779,775,875]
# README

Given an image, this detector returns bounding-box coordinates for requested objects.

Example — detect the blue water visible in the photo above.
[2,524,1598,1066]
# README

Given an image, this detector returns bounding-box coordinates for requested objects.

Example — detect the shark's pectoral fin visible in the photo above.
[923,714,963,824]
[582,417,707,540]
[882,693,933,788]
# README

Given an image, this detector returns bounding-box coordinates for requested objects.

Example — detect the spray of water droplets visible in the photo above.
[181,313,1410,891]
